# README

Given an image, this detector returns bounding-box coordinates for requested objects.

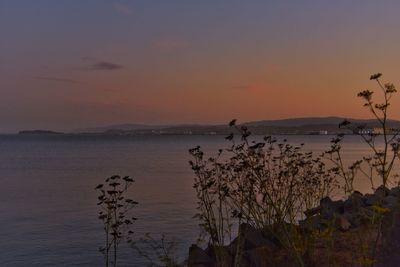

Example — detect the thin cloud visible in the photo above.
[34,76,83,84]
[113,2,133,15]
[228,84,272,93]
[81,56,96,61]
[154,38,189,51]
[264,64,283,72]
[90,61,123,71]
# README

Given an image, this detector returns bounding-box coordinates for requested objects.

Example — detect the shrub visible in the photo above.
[189,122,336,266]
[332,73,400,191]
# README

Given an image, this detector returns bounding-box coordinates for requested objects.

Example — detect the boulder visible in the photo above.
[239,223,276,250]
[365,193,381,206]
[375,185,390,198]
[364,186,390,206]
[343,191,364,214]
[205,245,232,267]
[299,215,324,231]
[304,206,321,217]
[188,244,212,267]
[336,215,351,231]
[348,207,375,226]
[383,195,399,209]
[320,197,344,219]
[245,246,277,267]
[389,186,400,197]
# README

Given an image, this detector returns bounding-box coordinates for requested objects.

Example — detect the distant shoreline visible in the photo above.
[10,132,361,137]
[18,130,64,135]
[13,116,400,136]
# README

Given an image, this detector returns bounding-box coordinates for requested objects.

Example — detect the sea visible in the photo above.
[0,134,394,266]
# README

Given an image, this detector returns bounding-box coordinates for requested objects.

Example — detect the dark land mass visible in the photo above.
[18,130,64,135]
[72,117,400,136]
[73,123,166,133]
[16,117,400,136]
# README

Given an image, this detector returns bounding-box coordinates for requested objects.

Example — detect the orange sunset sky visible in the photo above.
[1,1,400,132]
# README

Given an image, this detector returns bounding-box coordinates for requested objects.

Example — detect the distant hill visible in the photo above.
[74,124,165,133]
[244,117,400,127]
[71,117,400,135]
[245,117,347,127]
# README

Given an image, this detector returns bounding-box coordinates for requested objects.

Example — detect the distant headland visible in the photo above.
[17,116,400,136]
[18,130,64,135]
[72,116,400,136]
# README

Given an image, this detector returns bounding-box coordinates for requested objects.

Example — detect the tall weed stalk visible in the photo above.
[96,175,138,267]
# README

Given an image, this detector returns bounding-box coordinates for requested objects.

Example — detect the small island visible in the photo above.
[18,130,64,135]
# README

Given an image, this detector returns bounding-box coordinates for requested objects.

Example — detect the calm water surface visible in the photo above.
[0,134,391,266]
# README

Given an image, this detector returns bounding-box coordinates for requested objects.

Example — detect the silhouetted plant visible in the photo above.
[189,73,400,266]
[335,73,400,190]
[322,73,400,267]
[96,175,138,267]
[189,121,336,267]
[323,133,363,195]
[189,145,233,266]
[130,233,181,267]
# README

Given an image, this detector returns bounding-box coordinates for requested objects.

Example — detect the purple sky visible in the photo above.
[1,1,400,132]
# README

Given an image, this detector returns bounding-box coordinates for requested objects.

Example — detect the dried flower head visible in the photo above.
[370,73,382,80]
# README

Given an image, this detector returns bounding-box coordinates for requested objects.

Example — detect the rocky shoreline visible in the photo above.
[188,186,400,267]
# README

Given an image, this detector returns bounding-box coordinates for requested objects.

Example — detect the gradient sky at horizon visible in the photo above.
[1,1,400,132]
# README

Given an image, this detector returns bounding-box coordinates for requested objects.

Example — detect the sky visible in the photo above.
[1,0,400,132]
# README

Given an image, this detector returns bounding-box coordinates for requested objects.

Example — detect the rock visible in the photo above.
[320,197,344,219]
[344,191,364,214]
[383,195,399,209]
[365,193,381,206]
[245,246,277,267]
[389,187,400,197]
[239,223,276,250]
[227,239,238,256]
[376,207,400,266]
[205,245,232,267]
[353,190,364,198]
[343,213,359,227]
[356,207,375,226]
[343,206,375,227]
[304,206,321,217]
[299,215,324,231]
[364,186,390,206]
[336,215,351,231]
[376,185,390,198]
[188,244,212,267]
